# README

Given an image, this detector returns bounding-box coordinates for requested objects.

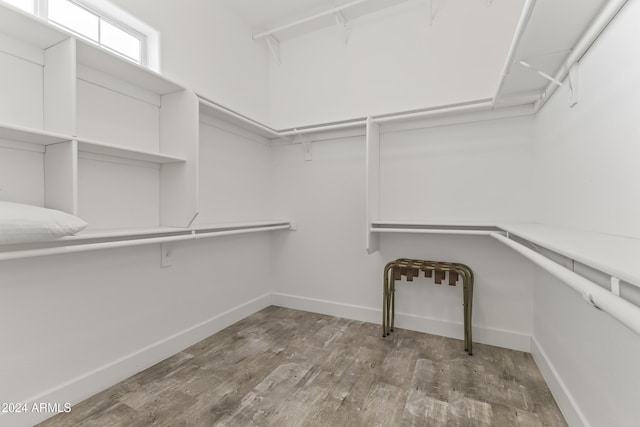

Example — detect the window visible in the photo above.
[1,0,154,68]
[2,0,33,13]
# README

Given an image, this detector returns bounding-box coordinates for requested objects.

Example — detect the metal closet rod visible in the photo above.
[490,232,640,337]
[0,225,291,262]
[252,0,372,40]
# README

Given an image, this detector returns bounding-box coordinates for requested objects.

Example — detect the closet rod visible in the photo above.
[198,97,281,139]
[490,232,640,336]
[252,0,372,40]
[279,120,367,137]
[533,0,629,112]
[0,225,291,262]
[194,225,291,239]
[372,227,492,236]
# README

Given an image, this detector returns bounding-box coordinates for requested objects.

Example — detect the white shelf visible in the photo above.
[499,223,640,287]
[372,220,500,228]
[198,95,280,139]
[33,221,292,244]
[0,221,293,262]
[0,123,185,163]
[0,122,71,145]
[77,139,186,164]
[371,220,640,287]
[59,226,188,241]
[371,220,501,235]
[76,40,184,95]
[0,4,69,49]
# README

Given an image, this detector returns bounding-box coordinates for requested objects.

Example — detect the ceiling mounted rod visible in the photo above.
[534,0,630,112]
[491,0,536,104]
[252,0,372,40]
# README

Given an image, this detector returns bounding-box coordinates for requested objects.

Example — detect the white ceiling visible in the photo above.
[222,0,610,103]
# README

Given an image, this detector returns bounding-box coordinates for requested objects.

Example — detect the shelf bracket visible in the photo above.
[302,138,312,161]
[161,243,172,268]
[519,60,566,87]
[429,0,446,25]
[611,276,621,296]
[568,62,579,108]
[265,35,281,64]
[333,11,350,46]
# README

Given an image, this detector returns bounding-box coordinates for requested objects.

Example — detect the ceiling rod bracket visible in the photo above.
[333,11,350,46]
[429,0,446,26]
[265,35,281,65]
[519,60,579,108]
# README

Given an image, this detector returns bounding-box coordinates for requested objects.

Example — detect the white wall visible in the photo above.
[0,234,273,427]
[270,123,534,351]
[380,116,534,223]
[109,0,271,124]
[531,2,640,426]
[533,0,640,240]
[269,0,525,129]
[196,118,273,225]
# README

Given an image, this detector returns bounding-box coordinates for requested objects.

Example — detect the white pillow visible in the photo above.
[0,201,88,244]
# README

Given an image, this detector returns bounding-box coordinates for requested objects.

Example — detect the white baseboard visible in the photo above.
[7,291,533,427]
[531,337,589,427]
[271,292,531,352]
[4,293,273,427]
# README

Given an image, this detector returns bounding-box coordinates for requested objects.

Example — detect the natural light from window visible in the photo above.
[101,19,141,61]
[3,0,33,13]
[0,0,151,66]
[49,0,100,41]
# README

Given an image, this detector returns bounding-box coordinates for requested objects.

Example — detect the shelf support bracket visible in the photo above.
[568,62,579,108]
[265,36,281,64]
[429,0,446,25]
[333,11,350,46]
[519,59,579,108]
[161,243,172,268]
[302,138,312,161]
[519,60,565,87]
[611,276,621,296]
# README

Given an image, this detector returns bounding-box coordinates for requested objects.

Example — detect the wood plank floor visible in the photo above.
[38,306,567,426]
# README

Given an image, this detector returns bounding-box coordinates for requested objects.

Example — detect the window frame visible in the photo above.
[2,0,148,66]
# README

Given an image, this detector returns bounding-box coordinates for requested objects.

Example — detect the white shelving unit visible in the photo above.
[0,3,285,245]
[499,223,640,287]
[1,3,637,337]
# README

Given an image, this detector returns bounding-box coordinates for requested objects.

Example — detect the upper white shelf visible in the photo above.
[76,40,184,96]
[371,220,500,236]
[0,3,68,49]
[0,123,185,164]
[59,226,187,241]
[0,122,71,145]
[76,139,186,164]
[499,223,640,287]
[370,220,640,287]
[198,95,280,139]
